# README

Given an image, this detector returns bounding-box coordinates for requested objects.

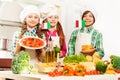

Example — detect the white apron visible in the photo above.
[75,29,94,54]
[51,36,60,48]
[48,31,60,48]
[48,36,60,62]
[22,34,39,66]
[25,49,39,66]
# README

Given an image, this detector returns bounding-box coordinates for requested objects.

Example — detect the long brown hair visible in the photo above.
[56,22,65,49]
[42,21,65,49]
[19,22,44,61]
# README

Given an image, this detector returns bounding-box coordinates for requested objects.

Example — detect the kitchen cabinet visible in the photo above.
[0,51,13,69]
[0,71,120,80]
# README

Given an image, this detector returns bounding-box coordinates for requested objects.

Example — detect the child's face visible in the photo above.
[46,15,59,27]
[83,12,94,27]
[25,13,40,28]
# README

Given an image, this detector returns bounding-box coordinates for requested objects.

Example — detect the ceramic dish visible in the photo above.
[19,37,46,49]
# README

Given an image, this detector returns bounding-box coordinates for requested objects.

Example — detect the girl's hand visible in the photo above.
[16,38,20,44]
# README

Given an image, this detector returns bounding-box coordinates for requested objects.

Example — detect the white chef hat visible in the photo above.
[40,4,59,20]
[80,5,97,19]
[20,5,40,23]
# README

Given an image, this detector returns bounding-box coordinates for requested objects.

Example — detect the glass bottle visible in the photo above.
[45,37,55,63]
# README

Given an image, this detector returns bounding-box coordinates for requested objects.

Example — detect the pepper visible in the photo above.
[63,65,74,76]
[74,64,86,76]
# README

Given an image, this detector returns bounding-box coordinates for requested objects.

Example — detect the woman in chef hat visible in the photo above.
[41,4,67,58]
[68,7,104,58]
[11,5,45,64]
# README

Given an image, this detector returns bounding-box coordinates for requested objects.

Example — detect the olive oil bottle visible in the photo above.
[45,37,55,63]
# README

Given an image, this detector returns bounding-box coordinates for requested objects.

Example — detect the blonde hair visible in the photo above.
[19,22,44,62]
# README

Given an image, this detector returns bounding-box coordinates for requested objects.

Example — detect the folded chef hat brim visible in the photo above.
[80,6,97,20]
[20,5,40,23]
[40,4,59,20]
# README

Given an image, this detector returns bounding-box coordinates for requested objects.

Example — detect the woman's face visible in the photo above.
[46,15,59,27]
[25,13,40,28]
[83,12,94,27]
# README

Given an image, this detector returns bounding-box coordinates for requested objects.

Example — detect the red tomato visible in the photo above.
[115,70,120,73]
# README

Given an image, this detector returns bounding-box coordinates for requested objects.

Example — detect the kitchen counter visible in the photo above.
[0,71,120,80]
[0,50,120,80]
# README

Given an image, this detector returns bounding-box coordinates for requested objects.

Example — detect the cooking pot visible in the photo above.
[0,38,10,50]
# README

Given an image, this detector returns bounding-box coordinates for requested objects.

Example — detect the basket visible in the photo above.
[81,49,96,56]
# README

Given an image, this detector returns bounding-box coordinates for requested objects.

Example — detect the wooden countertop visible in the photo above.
[0,71,120,80]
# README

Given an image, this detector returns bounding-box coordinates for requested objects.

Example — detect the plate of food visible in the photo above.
[81,45,96,56]
[19,36,46,49]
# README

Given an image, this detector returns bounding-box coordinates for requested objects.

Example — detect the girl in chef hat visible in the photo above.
[41,4,67,58]
[11,5,45,63]
[68,7,104,59]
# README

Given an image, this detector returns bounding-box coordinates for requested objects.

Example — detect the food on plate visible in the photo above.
[81,45,95,56]
[81,45,95,52]
[82,45,94,51]
[19,37,46,49]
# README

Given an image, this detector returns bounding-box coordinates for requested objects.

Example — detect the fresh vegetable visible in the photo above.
[63,54,86,63]
[74,64,86,76]
[110,55,120,70]
[54,45,60,54]
[86,70,100,75]
[53,45,60,59]
[63,65,74,76]
[96,61,107,74]
[115,70,120,73]
[48,69,63,77]
[105,69,116,74]
[11,51,34,74]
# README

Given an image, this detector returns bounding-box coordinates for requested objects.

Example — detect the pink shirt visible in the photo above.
[46,30,67,57]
